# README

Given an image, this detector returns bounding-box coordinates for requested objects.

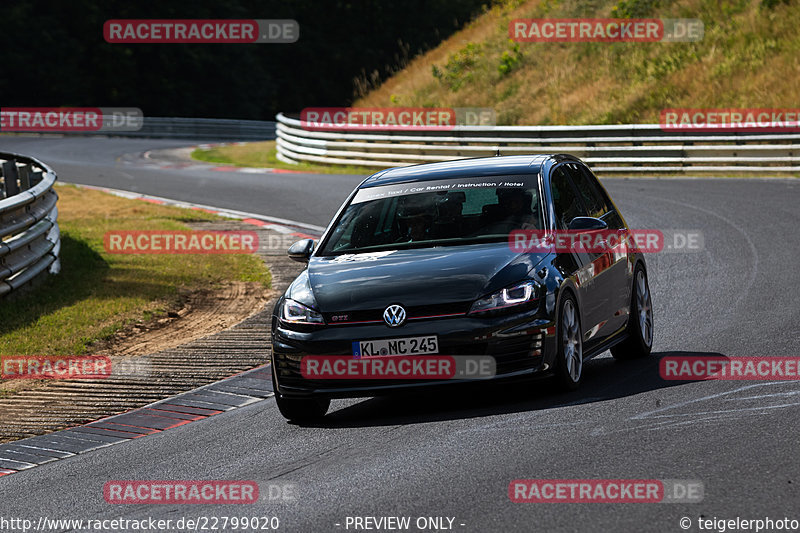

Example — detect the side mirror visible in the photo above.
[568,217,608,231]
[287,239,316,263]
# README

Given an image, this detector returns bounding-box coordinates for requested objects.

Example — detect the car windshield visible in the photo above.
[318,176,544,255]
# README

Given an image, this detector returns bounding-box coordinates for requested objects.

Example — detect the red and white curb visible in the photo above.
[67,183,325,240]
[0,365,274,477]
[0,186,321,477]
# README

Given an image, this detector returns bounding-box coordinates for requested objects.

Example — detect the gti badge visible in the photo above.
[383,304,407,327]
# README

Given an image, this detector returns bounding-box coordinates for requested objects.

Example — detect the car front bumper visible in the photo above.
[271,312,557,399]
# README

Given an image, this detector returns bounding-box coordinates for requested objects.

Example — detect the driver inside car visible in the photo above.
[396,194,434,242]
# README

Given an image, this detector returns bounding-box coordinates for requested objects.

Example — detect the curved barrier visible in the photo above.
[123,117,276,141]
[0,153,60,298]
[275,113,800,174]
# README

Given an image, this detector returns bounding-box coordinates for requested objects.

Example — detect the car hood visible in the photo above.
[300,243,547,312]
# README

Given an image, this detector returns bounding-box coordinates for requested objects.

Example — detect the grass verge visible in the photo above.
[356,0,800,126]
[191,140,383,175]
[0,184,270,356]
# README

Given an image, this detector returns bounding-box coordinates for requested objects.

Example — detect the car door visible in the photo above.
[569,162,631,339]
[548,164,606,350]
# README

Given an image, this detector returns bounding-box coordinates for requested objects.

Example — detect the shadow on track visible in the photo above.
[300,351,726,428]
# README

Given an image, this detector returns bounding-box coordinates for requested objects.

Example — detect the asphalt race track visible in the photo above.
[1,136,798,532]
[0,136,363,228]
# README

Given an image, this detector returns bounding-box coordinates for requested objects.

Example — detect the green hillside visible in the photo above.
[355,0,800,125]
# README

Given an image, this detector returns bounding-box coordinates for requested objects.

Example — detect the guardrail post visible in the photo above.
[18,165,32,191]
[31,170,43,186]
[2,160,20,198]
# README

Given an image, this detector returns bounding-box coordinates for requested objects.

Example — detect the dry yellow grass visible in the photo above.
[356,0,800,125]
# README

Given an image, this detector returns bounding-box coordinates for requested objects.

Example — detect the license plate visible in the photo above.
[353,336,439,358]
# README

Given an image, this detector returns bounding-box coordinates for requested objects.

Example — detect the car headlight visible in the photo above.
[469,280,540,315]
[281,299,324,324]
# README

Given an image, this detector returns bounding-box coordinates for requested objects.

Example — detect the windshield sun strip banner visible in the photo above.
[351,176,539,204]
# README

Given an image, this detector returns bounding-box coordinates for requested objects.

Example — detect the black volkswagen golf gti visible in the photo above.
[271,155,654,421]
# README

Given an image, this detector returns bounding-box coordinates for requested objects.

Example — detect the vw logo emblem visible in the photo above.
[383,304,407,327]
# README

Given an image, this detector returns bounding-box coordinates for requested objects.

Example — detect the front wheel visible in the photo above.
[611,266,653,360]
[272,367,330,422]
[553,294,583,391]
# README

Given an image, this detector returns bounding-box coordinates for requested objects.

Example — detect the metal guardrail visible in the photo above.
[275,113,800,174]
[0,153,60,298]
[66,117,276,141]
[129,117,276,140]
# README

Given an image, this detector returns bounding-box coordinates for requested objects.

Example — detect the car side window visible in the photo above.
[566,163,609,219]
[550,166,588,229]
[576,164,626,230]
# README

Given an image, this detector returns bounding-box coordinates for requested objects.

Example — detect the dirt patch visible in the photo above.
[0,279,279,443]
[0,281,271,398]
[0,218,307,443]
[90,281,272,357]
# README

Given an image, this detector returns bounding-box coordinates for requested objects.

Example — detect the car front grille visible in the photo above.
[275,332,545,390]
[323,302,471,326]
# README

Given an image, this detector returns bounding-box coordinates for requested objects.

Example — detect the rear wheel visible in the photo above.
[272,367,330,422]
[611,266,653,360]
[554,294,583,391]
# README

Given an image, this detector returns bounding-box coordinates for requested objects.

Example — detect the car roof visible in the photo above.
[360,154,573,188]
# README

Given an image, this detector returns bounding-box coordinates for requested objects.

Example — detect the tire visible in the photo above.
[611,265,654,360]
[272,367,330,422]
[553,293,583,391]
